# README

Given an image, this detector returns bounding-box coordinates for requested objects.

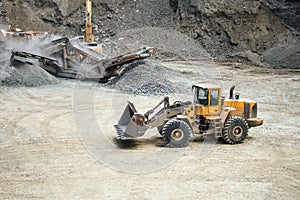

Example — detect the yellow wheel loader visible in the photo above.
[115,83,263,147]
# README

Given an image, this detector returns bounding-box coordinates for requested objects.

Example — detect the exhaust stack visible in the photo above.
[229,85,235,99]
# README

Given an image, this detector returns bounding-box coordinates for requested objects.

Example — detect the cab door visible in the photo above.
[208,89,221,115]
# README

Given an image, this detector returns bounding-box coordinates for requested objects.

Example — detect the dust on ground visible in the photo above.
[0,61,299,199]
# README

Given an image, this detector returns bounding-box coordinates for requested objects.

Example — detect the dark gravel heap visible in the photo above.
[106,60,185,96]
[0,61,59,87]
[133,82,174,96]
[262,42,300,69]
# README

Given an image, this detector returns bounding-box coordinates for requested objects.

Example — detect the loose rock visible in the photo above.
[0,61,59,87]
[106,60,186,96]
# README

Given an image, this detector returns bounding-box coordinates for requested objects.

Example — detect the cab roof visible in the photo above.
[192,83,221,90]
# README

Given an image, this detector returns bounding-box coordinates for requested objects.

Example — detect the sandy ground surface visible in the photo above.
[0,61,299,199]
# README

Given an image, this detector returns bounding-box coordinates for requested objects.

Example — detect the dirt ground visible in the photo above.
[0,61,299,199]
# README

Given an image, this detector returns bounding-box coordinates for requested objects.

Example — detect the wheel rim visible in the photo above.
[170,128,184,141]
[232,126,243,138]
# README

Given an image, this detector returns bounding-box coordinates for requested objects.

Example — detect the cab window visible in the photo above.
[194,87,208,106]
[210,90,219,106]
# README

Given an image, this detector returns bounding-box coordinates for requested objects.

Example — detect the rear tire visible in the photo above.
[222,117,248,144]
[162,119,192,147]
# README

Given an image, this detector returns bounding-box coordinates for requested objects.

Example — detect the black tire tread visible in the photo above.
[162,119,192,148]
[223,116,249,145]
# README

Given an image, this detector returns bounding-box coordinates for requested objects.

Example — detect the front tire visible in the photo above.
[157,124,165,135]
[162,119,192,147]
[222,117,248,144]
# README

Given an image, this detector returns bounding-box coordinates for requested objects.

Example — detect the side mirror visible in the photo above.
[235,93,240,100]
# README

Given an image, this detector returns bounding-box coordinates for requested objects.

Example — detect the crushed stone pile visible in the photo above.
[106,60,187,96]
[0,36,59,87]
[262,42,300,69]
[0,60,59,87]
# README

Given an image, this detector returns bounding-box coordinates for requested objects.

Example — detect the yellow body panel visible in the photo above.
[224,100,245,117]
[194,105,209,116]
[224,99,257,119]
[183,106,199,134]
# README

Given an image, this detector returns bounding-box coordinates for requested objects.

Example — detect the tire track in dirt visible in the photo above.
[1,63,300,199]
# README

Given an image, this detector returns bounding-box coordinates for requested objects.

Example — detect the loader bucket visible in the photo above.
[114,101,147,139]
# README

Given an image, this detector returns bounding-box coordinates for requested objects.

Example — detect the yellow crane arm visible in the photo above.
[85,0,93,42]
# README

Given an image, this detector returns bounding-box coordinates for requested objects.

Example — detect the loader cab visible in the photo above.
[192,83,222,116]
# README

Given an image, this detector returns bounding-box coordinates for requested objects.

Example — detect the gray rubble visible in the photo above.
[262,41,300,69]
[106,60,187,96]
[0,61,59,87]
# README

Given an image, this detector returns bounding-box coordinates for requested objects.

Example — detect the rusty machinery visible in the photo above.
[5,0,154,82]
[10,37,154,82]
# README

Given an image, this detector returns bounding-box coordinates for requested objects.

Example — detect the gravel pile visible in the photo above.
[0,61,59,87]
[262,42,300,69]
[106,60,186,96]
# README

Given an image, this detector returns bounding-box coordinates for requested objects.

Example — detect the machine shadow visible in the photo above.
[113,134,233,150]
